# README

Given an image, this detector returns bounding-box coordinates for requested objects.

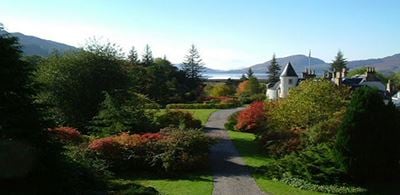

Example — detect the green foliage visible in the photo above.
[247,68,254,78]
[224,111,239,131]
[90,91,157,136]
[267,54,281,84]
[259,143,344,185]
[335,87,400,183]
[142,44,154,66]
[155,110,202,129]
[127,46,140,65]
[35,43,129,131]
[182,44,204,80]
[330,50,347,71]
[206,83,235,97]
[0,31,42,138]
[166,103,239,109]
[270,79,349,131]
[279,177,366,194]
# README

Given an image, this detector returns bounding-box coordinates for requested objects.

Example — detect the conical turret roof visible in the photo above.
[280,62,298,77]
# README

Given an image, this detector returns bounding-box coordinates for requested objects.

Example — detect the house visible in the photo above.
[266,63,390,101]
[266,62,299,100]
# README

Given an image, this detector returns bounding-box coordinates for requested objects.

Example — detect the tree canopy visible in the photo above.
[331,51,347,71]
[267,54,281,84]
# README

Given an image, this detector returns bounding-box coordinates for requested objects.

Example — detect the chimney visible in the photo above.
[366,67,376,81]
[342,68,347,78]
[334,70,342,86]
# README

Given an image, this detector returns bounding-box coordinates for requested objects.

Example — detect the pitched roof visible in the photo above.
[280,62,298,77]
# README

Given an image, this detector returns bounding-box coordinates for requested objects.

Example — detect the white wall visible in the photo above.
[279,76,298,98]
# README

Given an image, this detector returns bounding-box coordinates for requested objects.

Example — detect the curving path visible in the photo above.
[206,108,266,195]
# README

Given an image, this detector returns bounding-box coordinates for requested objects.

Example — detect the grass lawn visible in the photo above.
[158,109,218,125]
[228,130,329,195]
[113,171,213,195]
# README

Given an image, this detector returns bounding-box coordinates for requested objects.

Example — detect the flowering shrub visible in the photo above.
[235,101,266,132]
[48,126,81,142]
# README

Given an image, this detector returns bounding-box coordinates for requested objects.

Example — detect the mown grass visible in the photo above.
[158,109,217,125]
[113,171,213,195]
[228,130,328,195]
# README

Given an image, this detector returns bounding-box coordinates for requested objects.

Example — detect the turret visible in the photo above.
[279,62,298,98]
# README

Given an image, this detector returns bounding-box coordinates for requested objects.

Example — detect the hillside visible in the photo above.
[0,29,76,56]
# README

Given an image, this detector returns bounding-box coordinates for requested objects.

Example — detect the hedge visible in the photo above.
[166,103,239,109]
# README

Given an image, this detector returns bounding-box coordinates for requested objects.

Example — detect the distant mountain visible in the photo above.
[243,54,328,74]
[0,29,76,57]
[347,54,400,73]
[209,53,400,76]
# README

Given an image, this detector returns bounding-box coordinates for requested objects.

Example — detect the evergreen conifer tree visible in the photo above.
[267,54,281,84]
[182,44,204,79]
[331,51,347,71]
[142,44,154,66]
[247,68,254,78]
[128,46,140,64]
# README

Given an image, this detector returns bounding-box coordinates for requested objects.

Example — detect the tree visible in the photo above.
[331,51,347,71]
[0,28,42,138]
[141,44,153,66]
[335,87,400,182]
[0,25,63,193]
[270,79,349,130]
[236,77,262,96]
[90,90,157,136]
[208,83,235,97]
[35,42,130,131]
[247,68,254,78]
[267,54,281,84]
[127,46,140,64]
[182,44,205,80]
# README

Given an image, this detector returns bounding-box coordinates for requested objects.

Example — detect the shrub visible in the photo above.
[90,91,157,136]
[154,128,214,172]
[206,83,235,97]
[335,87,400,183]
[260,129,303,156]
[224,111,239,131]
[87,129,213,173]
[166,103,238,109]
[259,143,344,185]
[155,110,202,129]
[236,101,266,132]
[88,137,122,156]
[48,126,81,143]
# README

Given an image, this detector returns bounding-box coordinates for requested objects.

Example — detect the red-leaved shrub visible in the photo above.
[48,126,81,142]
[235,101,266,132]
[88,137,121,155]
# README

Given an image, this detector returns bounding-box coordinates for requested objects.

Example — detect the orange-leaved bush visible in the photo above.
[48,126,81,142]
[235,101,266,132]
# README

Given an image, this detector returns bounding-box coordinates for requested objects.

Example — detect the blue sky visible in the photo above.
[1,0,399,70]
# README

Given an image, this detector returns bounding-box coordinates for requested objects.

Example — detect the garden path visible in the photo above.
[206,108,266,195]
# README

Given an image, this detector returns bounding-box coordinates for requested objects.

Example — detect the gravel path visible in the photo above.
[206,108,266,195]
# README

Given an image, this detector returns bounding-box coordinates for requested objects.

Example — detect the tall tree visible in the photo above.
[127,46,140,64]
[247,68,254,78]
[142,44,153,66]
[182,44,205,80]
[267,54,281,84]
[331,51,347,71]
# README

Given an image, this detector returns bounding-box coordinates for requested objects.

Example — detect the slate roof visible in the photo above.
[280,62,298,77]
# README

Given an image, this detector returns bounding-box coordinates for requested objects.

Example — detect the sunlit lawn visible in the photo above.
[228,130,328,195]
[113,171,213,195]
[158,109,218,125]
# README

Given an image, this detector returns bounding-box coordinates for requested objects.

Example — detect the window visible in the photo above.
[288,79,293,85]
